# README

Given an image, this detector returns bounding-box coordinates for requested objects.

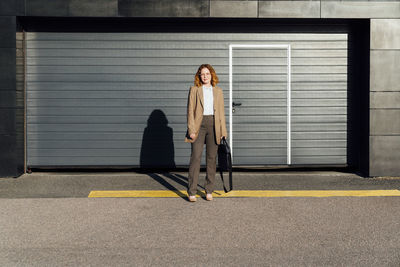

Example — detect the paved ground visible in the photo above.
[1,197,399,266]
[1,170,400,266]
[1,170,400,198]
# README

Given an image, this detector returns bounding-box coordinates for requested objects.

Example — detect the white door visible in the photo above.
[229,44,291,165]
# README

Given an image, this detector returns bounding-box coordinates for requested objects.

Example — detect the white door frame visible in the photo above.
[229,44,292,165]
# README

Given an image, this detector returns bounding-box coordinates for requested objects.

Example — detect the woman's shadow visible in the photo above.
[140,110,206,201]
[140,109,176,168]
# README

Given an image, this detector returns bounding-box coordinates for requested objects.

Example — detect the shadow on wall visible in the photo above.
[140,109,176,168]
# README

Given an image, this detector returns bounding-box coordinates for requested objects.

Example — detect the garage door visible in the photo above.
[26,32,347,167]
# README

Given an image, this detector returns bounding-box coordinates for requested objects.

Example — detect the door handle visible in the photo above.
[232,102,242,107]
[232,102,242,113]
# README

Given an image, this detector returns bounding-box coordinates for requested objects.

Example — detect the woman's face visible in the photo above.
[200,67,212,85]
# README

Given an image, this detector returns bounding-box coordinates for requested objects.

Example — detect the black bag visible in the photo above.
[217,137,233,193]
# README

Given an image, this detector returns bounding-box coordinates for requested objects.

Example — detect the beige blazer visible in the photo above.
[184,85,228,145]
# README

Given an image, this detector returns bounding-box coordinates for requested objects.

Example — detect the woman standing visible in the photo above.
[185,64,228,202]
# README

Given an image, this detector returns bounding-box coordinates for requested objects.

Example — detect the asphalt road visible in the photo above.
[1,197,399,266]
[1,171,400,198]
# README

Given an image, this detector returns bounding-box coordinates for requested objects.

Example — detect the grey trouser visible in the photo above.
[188,115,218,196]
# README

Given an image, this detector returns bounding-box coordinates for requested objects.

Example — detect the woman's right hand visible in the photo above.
[190,133,196,139]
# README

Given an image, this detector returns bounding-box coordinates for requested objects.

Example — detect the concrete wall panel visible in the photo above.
[0,17,16,48]
[211,1,257,18]
[259,1,320,18]
[0,109,16,134]
[26,0,69,16]
[370,109,400,135]
[371,50,400,92]
[118,0,209,17]
[370,136,400,177]
[0,0,25,16]
[322,1,400,19]
[0,91,16,108]
[371,19,400,49]
[0,134,17,177]
[0,48,16,90]
[371,92,400,109]
[70,0,118,17]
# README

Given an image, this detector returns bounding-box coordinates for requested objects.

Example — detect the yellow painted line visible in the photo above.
[88,190,400,198]
[89,190,187,198]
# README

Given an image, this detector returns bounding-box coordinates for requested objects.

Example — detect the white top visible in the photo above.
[202,85,214,115]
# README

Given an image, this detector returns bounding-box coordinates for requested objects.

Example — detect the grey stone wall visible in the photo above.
[0,0,24,177]
[370,19,400,176]
[18,0,400,20]
[0,16,17,177]
[1,0,400,176]
[0,13,24,177]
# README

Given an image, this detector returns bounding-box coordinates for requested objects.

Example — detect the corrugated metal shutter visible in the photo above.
[26,32,347,167]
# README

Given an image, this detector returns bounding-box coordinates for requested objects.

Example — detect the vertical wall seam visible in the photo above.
[320,0,322,19]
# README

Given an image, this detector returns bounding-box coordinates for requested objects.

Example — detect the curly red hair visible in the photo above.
[194,64,219,87]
